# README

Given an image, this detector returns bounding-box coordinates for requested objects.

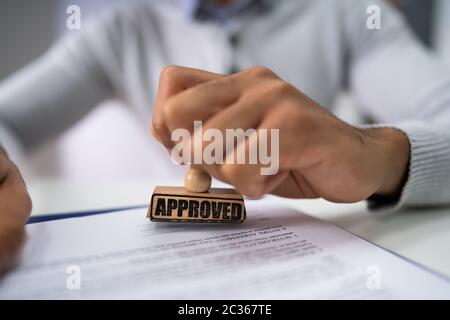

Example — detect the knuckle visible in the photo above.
[159,65,183,83]
[220,164,241,182]
[151,119,165,137]
[161,65,182,78]
[245,66,277,79]
[241,184,265,199]
[162,96,181,124]
[265,80,295,97]
[208,76,232,88]
[245,80,295,103]
[278,100,303,118]
[265,102,308,139]
[220,165,265,198]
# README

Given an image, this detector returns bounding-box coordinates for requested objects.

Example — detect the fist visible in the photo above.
[152,66,409,203]
[0,147,31,274]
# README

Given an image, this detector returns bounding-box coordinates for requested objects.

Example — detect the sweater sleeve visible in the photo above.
[344,0,450,208]
[0,9,123,153]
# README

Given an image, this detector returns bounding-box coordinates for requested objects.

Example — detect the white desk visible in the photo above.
[27,178,450,279]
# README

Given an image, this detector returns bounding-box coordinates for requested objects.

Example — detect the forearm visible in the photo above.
[346,0,450,208]
[357,120,450,209]
[362,127,410,196]
[0,41,112,151]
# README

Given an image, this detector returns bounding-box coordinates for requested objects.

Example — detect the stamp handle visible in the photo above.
[184,165,212,193]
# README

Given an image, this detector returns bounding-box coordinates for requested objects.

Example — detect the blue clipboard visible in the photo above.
[27,205,147,224]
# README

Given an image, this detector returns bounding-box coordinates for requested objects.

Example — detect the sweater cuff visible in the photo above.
[363,121,450,210]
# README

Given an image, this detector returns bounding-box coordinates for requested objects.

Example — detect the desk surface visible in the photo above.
[27,178,450,279]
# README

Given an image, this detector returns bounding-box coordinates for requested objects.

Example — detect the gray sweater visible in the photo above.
[0,0,450,208]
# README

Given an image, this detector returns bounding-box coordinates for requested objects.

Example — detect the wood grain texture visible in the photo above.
[184,166,212,193]
[148,186,246,223]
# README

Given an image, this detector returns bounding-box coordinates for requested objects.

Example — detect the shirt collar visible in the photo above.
[181,0,274,23]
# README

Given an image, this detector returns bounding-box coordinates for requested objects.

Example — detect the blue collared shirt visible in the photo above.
[181,0,272,24]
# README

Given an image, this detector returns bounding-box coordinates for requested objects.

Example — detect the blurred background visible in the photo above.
[1,0,450,183]
[3,1,450,277]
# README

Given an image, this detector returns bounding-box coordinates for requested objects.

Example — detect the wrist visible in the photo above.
[363,127,410,197]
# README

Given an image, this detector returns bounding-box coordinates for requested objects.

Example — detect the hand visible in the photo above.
[0,146,31,274]
[152,66,410,203]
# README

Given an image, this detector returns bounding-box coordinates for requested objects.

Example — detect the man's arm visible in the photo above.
[0,9,122,153]
[151,65,410,203]
[0,8,127,273]
[344,0,450,208]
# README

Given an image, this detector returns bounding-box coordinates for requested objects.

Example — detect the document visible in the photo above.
[0,199,449,299]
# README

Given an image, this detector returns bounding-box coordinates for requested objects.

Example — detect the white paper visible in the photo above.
[0,199,449,299]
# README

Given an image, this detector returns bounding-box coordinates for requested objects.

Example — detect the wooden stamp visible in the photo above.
[147,166,246,223]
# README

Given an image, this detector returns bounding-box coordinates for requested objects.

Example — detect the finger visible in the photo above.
[258,102,322,199]
[270,171,319,198]
[191,80,290,183]
[217,99,308,197]
[0,157,31,274]
[0,223,25,274]
[152,66,224,149]
[0,160,32,225]
[183,83,281,184]
[219,125,280,197]
[163,67,279,133]
[179,95,265,177]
